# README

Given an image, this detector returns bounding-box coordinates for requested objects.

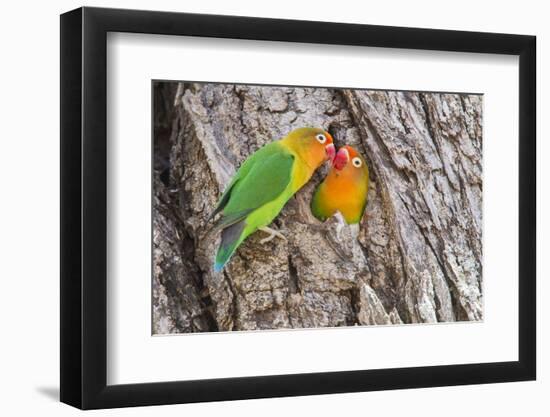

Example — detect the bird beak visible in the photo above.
[333,148,350,171]
[325,143,336,162]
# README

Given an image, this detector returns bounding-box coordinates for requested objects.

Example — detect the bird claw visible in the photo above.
[259,226,287,244]
[333,211,347,242]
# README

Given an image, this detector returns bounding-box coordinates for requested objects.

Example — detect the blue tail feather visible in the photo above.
[214,220,246,272]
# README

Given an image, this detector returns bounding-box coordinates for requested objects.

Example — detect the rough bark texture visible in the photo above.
[152,81,483,333]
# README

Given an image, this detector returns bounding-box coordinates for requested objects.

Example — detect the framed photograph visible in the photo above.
[60,6,536,409]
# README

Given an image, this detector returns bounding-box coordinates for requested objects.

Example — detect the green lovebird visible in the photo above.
[311,145,369,224]
[210,127,335,272]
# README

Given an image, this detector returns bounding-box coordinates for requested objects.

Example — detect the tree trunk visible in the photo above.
[152,82,483,333]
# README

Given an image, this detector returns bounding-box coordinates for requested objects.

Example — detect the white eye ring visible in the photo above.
[352,157,362,167]
[315,133,326,144]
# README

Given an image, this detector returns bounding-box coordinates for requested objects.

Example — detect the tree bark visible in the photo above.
[153,82,483,333]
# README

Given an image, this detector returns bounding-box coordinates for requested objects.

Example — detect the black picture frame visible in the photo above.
[60,6,536,410]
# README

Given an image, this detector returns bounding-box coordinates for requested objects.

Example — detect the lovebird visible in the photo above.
[210,127,335,271]
[311,145,369,224]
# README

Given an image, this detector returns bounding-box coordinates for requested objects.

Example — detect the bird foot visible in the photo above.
[334,211,347,241]
[259,226,287,244]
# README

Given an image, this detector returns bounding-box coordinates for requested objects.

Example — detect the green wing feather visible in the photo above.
[310,183,330,221]
[211,143,281,217]
[209,150,258,221]
[213,143,295,271]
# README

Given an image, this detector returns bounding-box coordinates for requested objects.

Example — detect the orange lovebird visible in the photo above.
[311,145,369,224]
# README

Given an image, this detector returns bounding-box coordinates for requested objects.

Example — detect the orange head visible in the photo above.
[282,127,335,170]
[331,145,369,182]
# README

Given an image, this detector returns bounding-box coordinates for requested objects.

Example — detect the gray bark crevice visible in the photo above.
[152,174,216,333]
[152,82,483,333]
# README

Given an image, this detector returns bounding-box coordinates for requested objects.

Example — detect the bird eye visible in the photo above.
[352,157,362,167]
[315,133,326,144]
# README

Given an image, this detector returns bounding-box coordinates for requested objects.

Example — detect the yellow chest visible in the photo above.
[289,153,316,191]
[318,173,368,223]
